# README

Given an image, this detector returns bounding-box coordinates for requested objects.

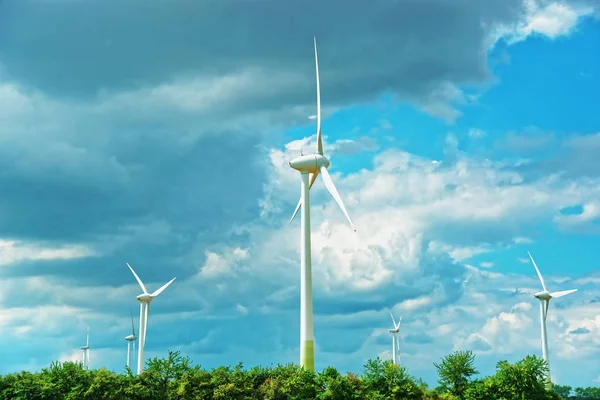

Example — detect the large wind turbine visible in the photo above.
[388,312,402,365]
[80,327,90,370]
[527,251,578,390]
[288,37,356,371]
[125,311,137,370]
[126,263,176,375]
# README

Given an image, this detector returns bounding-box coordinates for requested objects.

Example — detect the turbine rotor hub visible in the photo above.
[534,290,551,300]
[289,154,330,173]
[136,293,152,302]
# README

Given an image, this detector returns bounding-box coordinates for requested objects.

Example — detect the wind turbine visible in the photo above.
[80,326,90,370]
[527,251,578,390]
[388,312,402,365]
[126,263,176,375]
[125,311,137,370]
[288,37,356,371]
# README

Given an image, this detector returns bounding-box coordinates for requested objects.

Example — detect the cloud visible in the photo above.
[331,137,379,155]
[1,129,599,385]
[468,129,487,139]
[569,327,590,334]
[0,0,599,386]
[0,240,94,266]
[198,247,250,279]
[491,0,595,45]
[1,0,595,125]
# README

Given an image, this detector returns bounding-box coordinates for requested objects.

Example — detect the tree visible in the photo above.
[553,384,572,399]
[434,350,479,399]
[143,350,192,399]
[573,386,600,399]
[361,357,423,399]
[0,350,596,399]
[316,366,357,400]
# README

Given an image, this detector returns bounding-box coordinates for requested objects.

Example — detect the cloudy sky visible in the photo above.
[1,0,600,389]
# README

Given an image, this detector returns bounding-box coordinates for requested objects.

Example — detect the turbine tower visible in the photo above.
[125,311,137,370]
[126,263,176,375]
[527,251,578,390]
[80,326,90,370]
[288,37,356,371]
[388,312,402,365]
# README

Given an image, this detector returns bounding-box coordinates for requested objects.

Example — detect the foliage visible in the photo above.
[0,350,598,400]
[433,350,479,399]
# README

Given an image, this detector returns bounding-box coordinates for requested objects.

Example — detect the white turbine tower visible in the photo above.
[126,263,176,375]
[288,37,356,371]
[527,251,578,390]
[80,326,90,370]
[388,312,402,365]
[125,311,137,370]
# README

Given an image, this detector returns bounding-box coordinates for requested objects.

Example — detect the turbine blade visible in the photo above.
[397,316,402,329]
[288,171,320,224]
[127,263,148,294]
[527,251,547,291]
[150,277,176,297]
[320,166,355,231]
[550,289,578,298]
[130,310,135,336]
[314,37,323,155]
[389,311,397,328]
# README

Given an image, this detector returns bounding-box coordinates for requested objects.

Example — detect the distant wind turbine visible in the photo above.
[80,327,90,370]
[527,251,578,390]
[126,263,176,375]
[125,311,137,370]
[388,312,402,365]
[288,37,356,371]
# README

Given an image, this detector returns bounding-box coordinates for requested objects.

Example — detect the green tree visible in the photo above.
[142,350,192,399]
[361,357,424,399]
[553,384,572,399]
[573,386,600,399]
[434,350,479,399]
[316,366,358,400]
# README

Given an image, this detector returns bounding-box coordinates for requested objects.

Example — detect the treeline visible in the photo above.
[0,350,598,399]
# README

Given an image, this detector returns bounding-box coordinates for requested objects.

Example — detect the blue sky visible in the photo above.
[0,0,599,389]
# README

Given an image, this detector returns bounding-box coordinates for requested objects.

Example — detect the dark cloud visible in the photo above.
[469,337,492,352]
[0,0,543,114]
[0,131,266,243]
[513,133,600,180]
[332,137,379,155]
[569,327,591,335]
[404,333,434,344]
[494,130,556,153]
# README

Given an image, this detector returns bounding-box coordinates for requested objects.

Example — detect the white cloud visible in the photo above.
[513,236,533,244]
[554,202,600,229]
[490,0,594,46]
[468,128,487,139]
[0,240,94,266]
[521,1,589,39]
[198,247,250,279]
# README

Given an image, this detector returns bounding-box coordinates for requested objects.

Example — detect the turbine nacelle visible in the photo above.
[125,334,137,341]
[289,154,330,174]
[388,328,399,333]
[136,293,153,302]
[534,290,552,300]
[80,345,89,350]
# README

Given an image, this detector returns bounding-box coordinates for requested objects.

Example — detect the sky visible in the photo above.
[0,0,599,389]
